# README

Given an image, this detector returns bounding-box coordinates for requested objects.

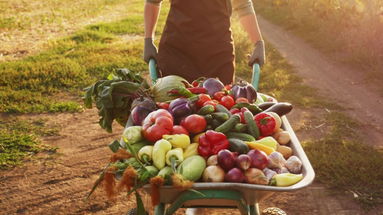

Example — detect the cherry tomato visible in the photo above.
[225,84,232,90]
[192,80,199,87]
[235,98,249,104]
[213,91,226,101]
[181,114,207,134]
[157,102,170,109]
[197,94,211,107]
[172,125,189,135]
[220,95,235,109]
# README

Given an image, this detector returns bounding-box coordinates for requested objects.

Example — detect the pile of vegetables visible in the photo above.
[85,73,305,212]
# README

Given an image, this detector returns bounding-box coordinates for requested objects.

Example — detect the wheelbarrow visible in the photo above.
[126,59,315,215]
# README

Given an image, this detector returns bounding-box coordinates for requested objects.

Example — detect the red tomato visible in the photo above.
[192,81,199,87]
[203,100,217,108]
[172,125,189,135]
[235,98,249,104]
[157,102,170,109]
[197,94,211,107]
[181,114,207,134]
[220,95,235,109]
[142,109,174,142]
[213,91,226,101]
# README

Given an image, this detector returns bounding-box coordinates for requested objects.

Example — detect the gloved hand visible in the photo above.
[248,40,265,67]
[143,37,158,63]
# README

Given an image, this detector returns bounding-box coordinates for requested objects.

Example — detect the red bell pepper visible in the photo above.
[197,130,229,157]
[142,109,174,142]
[253,112,276,136]
[187,87,207,94]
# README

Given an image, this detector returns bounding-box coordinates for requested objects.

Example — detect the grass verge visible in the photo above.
[0,118,59,169]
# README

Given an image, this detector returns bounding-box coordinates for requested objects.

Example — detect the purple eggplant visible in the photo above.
[225,168,245,182]
[130,97,156,125]
[217,149,236,171]
[168,98,193,120]
[202,78,225,97]
[231,81,257,103]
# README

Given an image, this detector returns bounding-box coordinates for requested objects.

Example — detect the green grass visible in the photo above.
[0,119,59,169]
[303,112,383,208]
[0,0,170,114]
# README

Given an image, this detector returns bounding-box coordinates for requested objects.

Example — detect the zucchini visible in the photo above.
[263,102,293,116]
[211,112,229,122]
[226,132,256,141]
[198,105,215,115]
[233,123,247,132]
[215,114,240,133]
[215,104,232,116]
[244,110,260,139]
[228,138,249,154]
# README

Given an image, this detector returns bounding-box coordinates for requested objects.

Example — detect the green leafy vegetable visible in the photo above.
[84,68,150,132]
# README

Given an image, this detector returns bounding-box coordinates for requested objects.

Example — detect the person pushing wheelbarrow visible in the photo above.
[143,0,266,85]
[142,1,290,214]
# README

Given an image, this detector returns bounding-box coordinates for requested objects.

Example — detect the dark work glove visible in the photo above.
[143,38,158,63]
[248,40,265,67]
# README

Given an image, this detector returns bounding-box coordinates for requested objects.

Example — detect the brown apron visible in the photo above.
[157,0,235,84]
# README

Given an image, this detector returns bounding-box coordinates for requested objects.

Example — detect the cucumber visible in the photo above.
[215,104,232,116]
[211,119,222,129]
[243,110,260,139]
[204,114,213,124]
[211,112,229,122]
[233,123,247,132]
[226,132,256,141]
[233,103,263,114]
[215,114,240,133]
[228,138,249,154]
[198,105,215,115]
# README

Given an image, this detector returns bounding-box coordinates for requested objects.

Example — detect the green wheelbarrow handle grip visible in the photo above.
[251,63,261,91]
[149,58,158,84]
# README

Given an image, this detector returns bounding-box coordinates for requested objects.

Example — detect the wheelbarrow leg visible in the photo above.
[249,203,260,215]
[154,203,165,215]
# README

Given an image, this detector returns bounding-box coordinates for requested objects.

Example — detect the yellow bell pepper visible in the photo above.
[246,141,275,155]
[193,132,205,143]
[165,148,184,166]
[183,143,199,158]
[271,173,303,187]
[152,139,172,169]
[138,145,153,163]
[163,134,190,149]
[255,137,278,150]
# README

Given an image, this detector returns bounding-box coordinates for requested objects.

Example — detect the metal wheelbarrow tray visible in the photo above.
[126,60,315,215]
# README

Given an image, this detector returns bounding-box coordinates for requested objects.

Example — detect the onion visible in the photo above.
[203,165,225,182]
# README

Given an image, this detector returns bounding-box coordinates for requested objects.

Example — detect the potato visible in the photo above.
[277,145,293,159]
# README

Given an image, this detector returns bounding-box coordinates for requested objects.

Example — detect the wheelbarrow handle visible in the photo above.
[148,58,261,89]
[149,58,158,84]
[251,63,261,91]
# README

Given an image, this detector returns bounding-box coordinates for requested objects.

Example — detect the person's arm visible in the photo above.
[232,0,265,66]
[143,1,161,63]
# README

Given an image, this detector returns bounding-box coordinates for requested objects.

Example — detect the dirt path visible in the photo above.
[257,16,383,147]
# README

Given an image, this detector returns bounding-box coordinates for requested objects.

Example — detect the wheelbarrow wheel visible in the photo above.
[126,208,137,215]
